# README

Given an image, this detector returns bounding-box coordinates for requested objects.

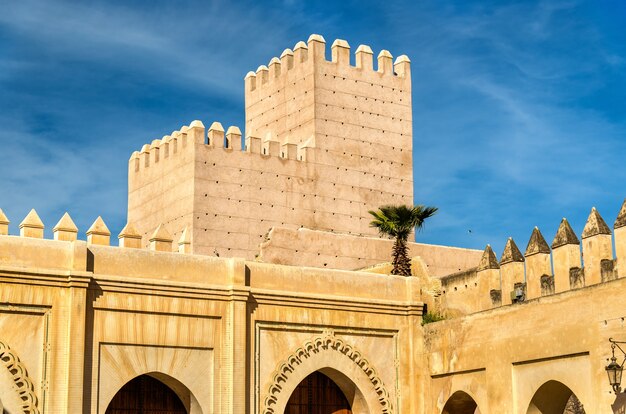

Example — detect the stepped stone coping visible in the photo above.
[500,237,524,264]
[331,39,350,49]
[226,126,242,136]
[53,212,78,232]
[551,218,579,248]
[307,34,326,43]
[525,227,550,256]
[356,45,373,54]
[20,209,44,230]
[209,121,224,132]
[118,222,141,239]
[394,55,411,64]
[477,244,499,271]
[150,224,172,243]
[0,208,9,225]
[582,207,612,238]
[87,216,110,236]
[280,48,294,58]
[378,49,393,59]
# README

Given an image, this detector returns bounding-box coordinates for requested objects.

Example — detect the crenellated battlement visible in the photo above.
[244,34,410,95]
[441,199,626,315]
[129,120,318,175]
[0,208,192,254]
[127,34,413,261]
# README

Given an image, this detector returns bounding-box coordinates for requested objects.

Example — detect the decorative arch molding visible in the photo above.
[262,330,393,414]
[0,341,40,414]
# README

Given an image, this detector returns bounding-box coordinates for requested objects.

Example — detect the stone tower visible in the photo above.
[127,34,414,259]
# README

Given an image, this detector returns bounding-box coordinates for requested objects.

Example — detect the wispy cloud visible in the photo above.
[0,0,625,254]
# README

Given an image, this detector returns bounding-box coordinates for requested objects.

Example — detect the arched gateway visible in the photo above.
[526,380,586,414]
[263,332,393,414]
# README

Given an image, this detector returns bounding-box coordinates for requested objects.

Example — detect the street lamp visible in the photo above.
[607,338,626,393]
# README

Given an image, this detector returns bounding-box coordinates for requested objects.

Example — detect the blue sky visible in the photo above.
[0,0,625,255]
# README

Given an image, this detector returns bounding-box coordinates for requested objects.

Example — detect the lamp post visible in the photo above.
[607,338,626,394]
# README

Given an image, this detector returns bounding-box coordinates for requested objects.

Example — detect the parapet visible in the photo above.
[129,119,317,174]
[0,208,195,255]
[244,34,411,93]
[442,200,626,315]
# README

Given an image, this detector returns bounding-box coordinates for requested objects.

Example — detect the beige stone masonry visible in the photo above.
[208,122,224,148]
[355,45,373,70]
[581,207,613,285]
[149,224,173,252]
[129,34,414,263]
[87,216,111,246]
[178,226,192,254]
[331,39,350,65]
[551,218,581,293]
[225,126,242,151]
[377,50,393,75]
[476,244,500,310]
[500,237,525,305]
[118,222,142,248]
[53,212,78,242]
[0,208,9,235]
[615,198,626,277]
[187,120,205,146]
[19,208,44,238]
[524,227,552,300]
[280,48,294,70]
[394,55,411,78]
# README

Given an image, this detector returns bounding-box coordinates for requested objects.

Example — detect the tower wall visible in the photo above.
[129,34,414,261]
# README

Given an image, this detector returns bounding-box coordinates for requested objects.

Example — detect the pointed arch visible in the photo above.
[525,380,585,414]
[102,371,202,414]
[442,390,480,414]
[0,341,39,414]
[262,331,393,414]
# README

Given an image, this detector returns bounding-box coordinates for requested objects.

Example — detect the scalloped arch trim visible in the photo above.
[0,341,40,414]
[262,331,393,414]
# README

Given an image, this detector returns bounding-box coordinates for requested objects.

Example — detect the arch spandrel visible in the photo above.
[262,331,393,414]
[0,340,40,414]
[513,355,591,413]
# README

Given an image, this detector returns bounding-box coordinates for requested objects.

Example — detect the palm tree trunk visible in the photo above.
[391,236,412,276]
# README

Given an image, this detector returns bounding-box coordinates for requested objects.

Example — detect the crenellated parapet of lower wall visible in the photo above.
[0,208,191,254]
[440,199,626,315]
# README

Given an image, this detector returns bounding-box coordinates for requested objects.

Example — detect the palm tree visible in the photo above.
[369,204,438,276]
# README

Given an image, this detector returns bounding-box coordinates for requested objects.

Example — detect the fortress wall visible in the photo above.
[0,223,423,413]
[438,268,481,316]
[127,35,416,263]
[424,274,626,413]
[257,227,483,275]
[127,123,198,249]
[441,200,626,316]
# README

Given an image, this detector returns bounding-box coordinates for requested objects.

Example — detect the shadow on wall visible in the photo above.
[612,392,626,414]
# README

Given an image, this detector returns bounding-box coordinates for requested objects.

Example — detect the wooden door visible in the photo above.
[285,371,352,414]
[105,374,187,414]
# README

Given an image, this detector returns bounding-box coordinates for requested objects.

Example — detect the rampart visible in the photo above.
[0,207,422,414]
[439,200,626,316]
[127,34,414,263]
